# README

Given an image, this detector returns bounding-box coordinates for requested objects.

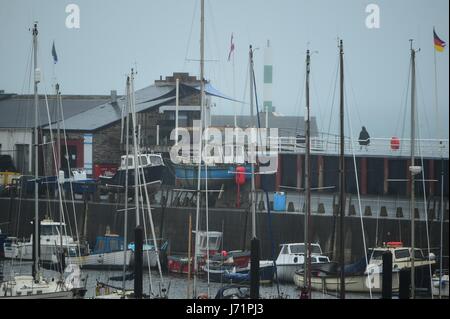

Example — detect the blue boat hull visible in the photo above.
[174,163,251,190]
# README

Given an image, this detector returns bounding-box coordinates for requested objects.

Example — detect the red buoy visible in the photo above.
[235,166,246,185]
[390,137,400,150]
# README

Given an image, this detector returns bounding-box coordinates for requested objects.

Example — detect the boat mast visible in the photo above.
[131,70,140,228]
[122,76,131,293]
[409,39,417,299]
[249,45,256,238]
[303,49,311,297]
[338,39,346,300]
[32,22,40,280]
[193,0,205,297]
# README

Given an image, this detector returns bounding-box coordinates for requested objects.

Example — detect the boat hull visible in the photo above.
[66,250,132,270]
[293,271,400,293]
[173,163,250,190]
[276,264,300,283]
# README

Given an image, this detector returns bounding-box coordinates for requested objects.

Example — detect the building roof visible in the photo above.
[50,82,236,132]
[211,113,319,137]
[0,94,109,129]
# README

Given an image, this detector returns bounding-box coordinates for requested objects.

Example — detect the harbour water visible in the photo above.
[1,261,377,299]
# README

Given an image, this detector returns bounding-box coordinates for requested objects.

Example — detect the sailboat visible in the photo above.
[94,71,167,299]
[0,23,81,299]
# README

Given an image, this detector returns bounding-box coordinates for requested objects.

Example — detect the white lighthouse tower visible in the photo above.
[263,39,273,128]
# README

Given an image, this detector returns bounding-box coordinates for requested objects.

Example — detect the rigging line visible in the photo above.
[58,91,83,259]
[43,91,69,276]
[139,160,166,290]
[399,57,413,158]
[325,56,340,149]
[239,59,250,120]
[138,178,154,296]
[183,0,199,71]
[251,66,281,298]
[343,56,363,129]
[294,59,306,133]
[415,63,432,139]
[311,72,326,135]
[14,39,33,130]
[416,116,434,299]
[395,58,412,136]
[345,89,373,299]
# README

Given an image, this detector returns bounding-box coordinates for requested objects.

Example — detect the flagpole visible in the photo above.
[433,27,443,300]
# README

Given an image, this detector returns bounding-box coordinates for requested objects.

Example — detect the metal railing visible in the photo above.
[269,133,449,159]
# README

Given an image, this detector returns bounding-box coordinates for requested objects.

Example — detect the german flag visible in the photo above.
[434,28,446,52]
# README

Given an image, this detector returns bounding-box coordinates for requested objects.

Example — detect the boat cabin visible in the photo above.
[368,242,435,269]
[93,234,125,255]
[194,231,222,257]
[278,243,323,256]
[119,154,164,170]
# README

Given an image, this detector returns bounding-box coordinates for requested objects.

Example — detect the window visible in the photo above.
[15,144,30,174]
[280,245,288,255]
[109,239,119,252]
[96,239,105,252]
[394,249,410,259]
[290,244,305,254]
[41,225,59,236]
[140,156,148,166]
[150,155,162,166]
[414,249,425,260]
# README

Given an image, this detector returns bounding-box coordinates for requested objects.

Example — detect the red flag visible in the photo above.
[228,33,235,61]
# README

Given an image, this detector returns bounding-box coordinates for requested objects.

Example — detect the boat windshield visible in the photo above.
[139,156,148,166]
[150,155,162,166]
[395,249,426,260]
[41,225,59,236]
[289,244,322,255]
[370,250,385,260]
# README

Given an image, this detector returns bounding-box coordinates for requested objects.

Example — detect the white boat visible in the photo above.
[293,242,435,293]
[0,275,73,299]
[432,271,449,298]
[4,218,81,265]
[275,243,330,282]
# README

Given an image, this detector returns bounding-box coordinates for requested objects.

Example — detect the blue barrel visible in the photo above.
[273,192,286,211]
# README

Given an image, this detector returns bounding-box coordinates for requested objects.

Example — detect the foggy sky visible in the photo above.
[0,0,448,139]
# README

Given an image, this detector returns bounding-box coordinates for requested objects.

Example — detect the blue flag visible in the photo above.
[52,41,58,64]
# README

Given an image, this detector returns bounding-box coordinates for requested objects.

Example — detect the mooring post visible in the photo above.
[382,251,393,299]
[250,237,260,299]
[399,268,410,299]
[134,225,143,299]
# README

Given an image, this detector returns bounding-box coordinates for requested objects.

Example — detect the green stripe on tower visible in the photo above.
[264,65,273,84]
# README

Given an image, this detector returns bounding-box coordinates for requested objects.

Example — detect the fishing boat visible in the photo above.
[173,163,250,190]
[66,232,132,270]
[275,242,330,282]
[167,231,222,275]
[128,239,168,268]
[99,153,164,194]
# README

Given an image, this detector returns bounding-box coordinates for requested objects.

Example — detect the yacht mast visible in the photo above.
[303,49,311,297]
[409,39,417,299]
[193,0,205,297]
[338,39,346,299]
[32,22,40,280]
[122,76,131,293]
[249,46,256,238]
